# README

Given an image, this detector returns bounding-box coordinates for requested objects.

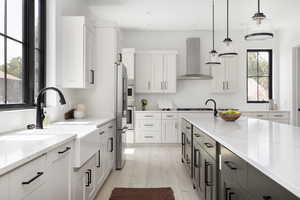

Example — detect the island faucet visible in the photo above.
[36,87,66,129]
[205,98,218,117]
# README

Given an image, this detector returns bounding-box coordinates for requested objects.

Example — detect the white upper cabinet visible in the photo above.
[62,16,96,88]
[122,48,135,80]
[163,54,177,93]
[135,53,153,93]
[211,56,238,93]
[135,51,177,94]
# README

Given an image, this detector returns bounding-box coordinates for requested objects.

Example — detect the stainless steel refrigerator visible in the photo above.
[115,60,128,170]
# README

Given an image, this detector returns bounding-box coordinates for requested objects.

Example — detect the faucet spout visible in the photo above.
[36,87,66,129]
[205,98,218,117]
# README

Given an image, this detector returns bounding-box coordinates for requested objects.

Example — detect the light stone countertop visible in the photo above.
[0,133,76,176]
[184,116,300,197]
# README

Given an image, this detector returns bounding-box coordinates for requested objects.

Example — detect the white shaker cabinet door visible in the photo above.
[163,119,178,143]
[151,54,164,93]
[135,53,153,93]
[163,54,177,93]
[84,24,96,88]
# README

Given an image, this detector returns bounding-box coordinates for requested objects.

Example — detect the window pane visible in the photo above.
[7,0,23,41]
[248,52,257,76]
[6,39,23,104]
[0,36,4,103]
[35,0,40,49]
[248,77,258,101]
[0,0,4,34]
[34,50,40,99]
[258,77,269,101]
[258,52,270,76]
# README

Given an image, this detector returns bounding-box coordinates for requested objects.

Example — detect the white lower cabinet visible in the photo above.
[162,119,178,143]
[74,120,116,200]
[47,142,73,200]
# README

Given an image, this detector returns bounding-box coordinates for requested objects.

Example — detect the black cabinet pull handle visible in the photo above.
[194,149,200,167]
[87,169,92,184]
[263,196,272,200]
[85,171,90,187]
[96,150,101,168]
[90,70,95,84]
[225,188,231,200]
[182,133,185,145]
[58,147,71,154]
[108,125,113,129]
[229,192,235,200]
[204,142,214,148]
[186,126,191,130]
[205,161,213,186]
[99,131,105,135]
[22,172,44,185]
[224,161,237,170]
[110,137,114,152]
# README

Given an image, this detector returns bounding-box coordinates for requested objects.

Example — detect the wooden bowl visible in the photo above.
[219,112,241,121]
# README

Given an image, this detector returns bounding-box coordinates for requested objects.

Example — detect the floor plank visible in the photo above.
[95,144,200,200]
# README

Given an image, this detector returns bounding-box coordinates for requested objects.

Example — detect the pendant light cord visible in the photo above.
[212,0,215,50]
[226,0,229,38]
[258,0,261,13]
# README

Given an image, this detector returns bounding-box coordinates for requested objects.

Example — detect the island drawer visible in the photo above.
[220,146,247,190]
[247,164,298,200]
[162,112,178,120]
[196,129,216,159]
[182,119,192,135]
[268,112,289,120]
[219,173,249,200]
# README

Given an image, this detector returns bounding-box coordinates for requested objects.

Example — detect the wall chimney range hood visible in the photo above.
[178,38,213,80]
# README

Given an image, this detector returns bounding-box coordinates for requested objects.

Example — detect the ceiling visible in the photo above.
[88,0,300,31]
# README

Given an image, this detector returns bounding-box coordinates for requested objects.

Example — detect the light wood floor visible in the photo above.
[95,144,200,200]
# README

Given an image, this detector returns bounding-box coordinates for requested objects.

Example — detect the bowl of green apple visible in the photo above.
[219,110,241,122]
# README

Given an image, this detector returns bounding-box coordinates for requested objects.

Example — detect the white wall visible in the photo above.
[0,0,89,133]
[278,28,300,124]
[121,30,279,110]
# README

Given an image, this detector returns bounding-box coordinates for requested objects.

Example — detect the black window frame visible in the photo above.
[246,49,273,104]
[0,0,46,110]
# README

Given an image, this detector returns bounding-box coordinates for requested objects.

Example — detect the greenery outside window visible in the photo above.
[247,49,273,103]
[0,0,45,109]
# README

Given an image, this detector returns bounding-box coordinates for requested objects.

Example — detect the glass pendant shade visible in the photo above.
[219,0,238,58]
[206,0,221,65]
[245,0,274,41]
[206,50,221,65]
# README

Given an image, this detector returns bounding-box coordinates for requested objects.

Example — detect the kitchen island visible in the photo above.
[182,116,300,199]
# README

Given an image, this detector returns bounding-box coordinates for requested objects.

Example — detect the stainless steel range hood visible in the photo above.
[178,38,213,80]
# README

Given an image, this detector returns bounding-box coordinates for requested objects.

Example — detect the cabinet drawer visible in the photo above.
[136,120,161,131]
[135,131,161,143]
[162,112,178,120]
[247,164,298,200]
[194,127,216,159]
[269,112,289,120]
[47,141,73,164]
[220,173,249,200]
[182,119,192,135]
[135,112,161,120]
[220,146,247,190]
[9,154,47,200]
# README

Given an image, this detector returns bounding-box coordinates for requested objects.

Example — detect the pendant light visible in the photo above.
[206,0,221,65]
[219,0,238,57]
[244,0,274,41]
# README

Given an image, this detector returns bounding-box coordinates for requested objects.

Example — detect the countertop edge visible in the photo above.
[183,117,300,198]
[0,134,76,176]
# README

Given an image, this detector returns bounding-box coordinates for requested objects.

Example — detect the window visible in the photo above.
[247,49,272,103]
[0,0,45,109]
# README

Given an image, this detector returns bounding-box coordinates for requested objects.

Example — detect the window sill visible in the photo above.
[0,105,36,112]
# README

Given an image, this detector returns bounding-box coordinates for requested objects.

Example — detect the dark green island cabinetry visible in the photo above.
[181,118,299,200]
